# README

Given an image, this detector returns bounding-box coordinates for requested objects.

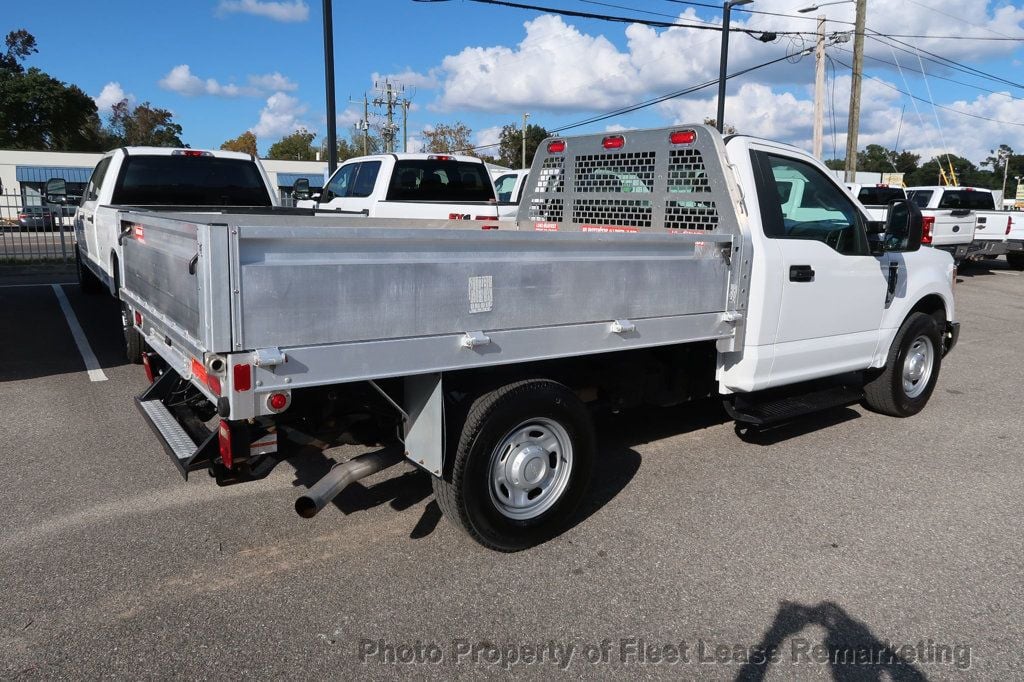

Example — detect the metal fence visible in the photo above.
[0,193,76,265]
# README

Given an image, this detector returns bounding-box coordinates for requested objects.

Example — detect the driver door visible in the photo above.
[751,150,888,385]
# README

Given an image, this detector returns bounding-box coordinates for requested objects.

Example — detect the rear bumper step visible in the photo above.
[135,369,216,480]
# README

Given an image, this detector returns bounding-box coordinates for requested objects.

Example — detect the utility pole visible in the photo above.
[812,15,825,160]
[401,99,412,152]
[716,0,753,133]
[348,94,370,155]
[522,112,530,169]
[1001,149,1011,203]
[373,79,402,153]
[321,0,337,174]
[843,0,867,183]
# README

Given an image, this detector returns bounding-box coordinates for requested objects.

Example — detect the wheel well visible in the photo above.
[908,294,946,326]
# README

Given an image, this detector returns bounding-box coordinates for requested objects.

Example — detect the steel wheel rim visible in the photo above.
[902,335,934,399]
[488,418,574,521]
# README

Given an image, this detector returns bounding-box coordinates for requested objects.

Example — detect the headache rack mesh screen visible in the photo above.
[528,197,565,223]
[572,198,653,228]
[573,151,656,193]
[667,148,710,192]
[535,156,565,193]
[664,200,719,231]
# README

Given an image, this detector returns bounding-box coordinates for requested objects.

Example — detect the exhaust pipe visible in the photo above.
[295,448,404,518]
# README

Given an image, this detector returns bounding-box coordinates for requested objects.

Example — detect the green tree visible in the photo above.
[0,29,107,151]
[904,155,981,188]
[498,122,549,168]
[267,128,317,160]
[824,158,845,171]
[338,124,383,160]
[423,121,473,154]
[703,118,737,135]
[857,144,898,173]
[220,130,258,156]
[107,99,185,147]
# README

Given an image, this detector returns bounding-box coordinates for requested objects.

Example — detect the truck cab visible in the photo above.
[845,183,907,222]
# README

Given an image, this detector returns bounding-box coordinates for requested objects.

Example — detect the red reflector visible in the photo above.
[141,352,155,384]
[133,224,144,241]
[473,215,495,221]
[233,363,252,392]
[602,135,624,150]
[218,420,233,469]
[134,310,143,327]
[547,140,566,153]
[481,224,499,230]
[207,375,221,396]
[669,130,697,145]
[191,358,207,384]
[268,393,288,411]
[921,216,934,245]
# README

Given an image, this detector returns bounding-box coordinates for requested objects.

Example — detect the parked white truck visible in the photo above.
[49,147,280,362]
[295,152,501,223]
[845,183,907,221]
[494,168,530,219]
[116,125,957,551]
[907,186,1012,264]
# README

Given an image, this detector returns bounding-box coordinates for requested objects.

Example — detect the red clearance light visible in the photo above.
[428,154,453,161]
[602,135,625,150]
[876,183,889,188]
[233,363,252,392]
[669,130,697,145]
[547,140,566,153]
[921,216,934,245]
[268,392,288,411]
[134,310,143,327]
[218,420,233,469]
[191,358,208,385]
[173,149,212,158]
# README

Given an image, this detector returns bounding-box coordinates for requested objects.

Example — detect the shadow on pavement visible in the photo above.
[736,600,939,681]
[0,281,127,382]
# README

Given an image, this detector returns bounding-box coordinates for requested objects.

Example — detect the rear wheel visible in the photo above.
[1007,252,1024,270]
[863,312,942,417]
[75,245,102,294]
[121,301,144,364]
[432,379,594,551]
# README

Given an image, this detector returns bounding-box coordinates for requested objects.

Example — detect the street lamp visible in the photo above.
[716,0,753,134]
[797,0,853,12]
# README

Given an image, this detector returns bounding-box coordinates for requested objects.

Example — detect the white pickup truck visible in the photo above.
[493,168,530,219]
[907,186,1012,264]
[46,147,280,362]
[117,125,957,551]
[296,152,501,223]
[845,183,906,221]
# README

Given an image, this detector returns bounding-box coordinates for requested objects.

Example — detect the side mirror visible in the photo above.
[882,199,923,253]
[292,178,311,201]
[45,177,67,204]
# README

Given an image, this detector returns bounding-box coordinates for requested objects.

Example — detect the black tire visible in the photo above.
[75,245,102,294]
[432,379,595,552]
[121,300,144,364]
[1007,252,1024,270]
[863,312,942,417]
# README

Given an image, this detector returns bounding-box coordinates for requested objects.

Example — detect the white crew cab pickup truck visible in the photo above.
[845,183,906,221]
[295,152,501,223]
[45,147,279,362]
[116,125,957,551]
[907,186,1012,264]
[493,168,530,219]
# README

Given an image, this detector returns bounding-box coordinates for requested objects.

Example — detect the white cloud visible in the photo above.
[159,65,298,98]
[94,82,134,113]
[474,125,503,150]
[371,69,441,91]
[251,92,311,139]
[216,0,308,22]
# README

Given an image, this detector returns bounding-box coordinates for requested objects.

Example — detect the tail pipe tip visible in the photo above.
[295,448,404,519]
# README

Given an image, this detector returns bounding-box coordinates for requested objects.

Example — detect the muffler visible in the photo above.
[295,449,404,518]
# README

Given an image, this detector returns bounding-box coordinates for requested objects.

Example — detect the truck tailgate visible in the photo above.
[973,212,1010,241]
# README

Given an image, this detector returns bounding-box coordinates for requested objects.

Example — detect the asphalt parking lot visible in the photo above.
[1,261,1021,679]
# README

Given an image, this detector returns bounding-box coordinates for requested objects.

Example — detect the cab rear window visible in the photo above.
[937,190,995,211]
[111,156,272,206]
[386,160,496,202]
[857,187,905,205]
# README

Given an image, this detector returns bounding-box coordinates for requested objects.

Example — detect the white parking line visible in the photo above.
[51,284,108,382]
[0,282,76,289]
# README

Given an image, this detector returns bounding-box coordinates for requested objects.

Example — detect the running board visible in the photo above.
[725,384,863,426]
[134,369,216,480]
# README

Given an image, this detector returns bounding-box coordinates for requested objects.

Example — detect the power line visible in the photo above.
[866,33,1024,91]
[832,56,1024,128]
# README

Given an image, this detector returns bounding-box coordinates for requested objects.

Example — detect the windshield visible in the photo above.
[857,186,906,206]
[907,190,933,209]
[111,155,272,206]
[386,160,496,202]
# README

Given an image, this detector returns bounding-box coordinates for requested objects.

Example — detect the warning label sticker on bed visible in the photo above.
[468,275,493,314]
[533,222,559,231]
[580,225,640,233]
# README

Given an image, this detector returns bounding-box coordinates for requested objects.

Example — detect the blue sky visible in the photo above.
[7,0,1024,163]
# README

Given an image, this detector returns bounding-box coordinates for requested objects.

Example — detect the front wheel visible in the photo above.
[432,379,595,551]
[863,312,942,417]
